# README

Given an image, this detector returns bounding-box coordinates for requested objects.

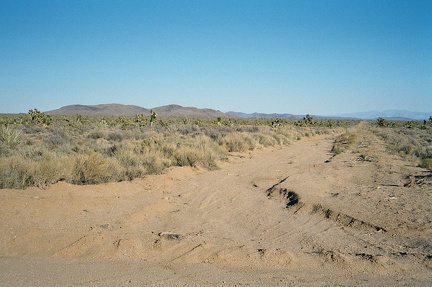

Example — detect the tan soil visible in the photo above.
[1,123,431,286]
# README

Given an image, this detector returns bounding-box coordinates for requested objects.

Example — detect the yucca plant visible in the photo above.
[0,125,21,148]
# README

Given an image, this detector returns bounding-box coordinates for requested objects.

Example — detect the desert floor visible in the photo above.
[1,123,431,286]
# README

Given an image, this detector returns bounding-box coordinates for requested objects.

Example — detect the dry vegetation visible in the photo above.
[331,132,357,155]
[0,112,356,189]
[371,118,432,170]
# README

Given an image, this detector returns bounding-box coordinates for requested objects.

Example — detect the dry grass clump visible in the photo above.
[0,114,349,189]
[0,154,70,189]
[221,133,256,152]
[173,135,223,169]
[372,123,432,170]
[0,156,32,189]
[332,133,357,155]
[421,158,432,170]
[70,153,120,184]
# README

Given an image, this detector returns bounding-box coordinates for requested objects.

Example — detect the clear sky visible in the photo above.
[0,0,431,115]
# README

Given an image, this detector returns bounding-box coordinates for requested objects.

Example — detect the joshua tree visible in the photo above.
[149,110,157,126]
[303,114,314,126]
[134,114,147,126]
[376,117,387,127]
[28,109,52,126]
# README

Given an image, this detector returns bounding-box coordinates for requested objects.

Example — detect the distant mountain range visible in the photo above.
[152,105,226,117]
[46,104,226,118]
[226,111,302,119]
[335,110,432,121]
[46,104,431,121]
[229,110,431,121]
[47,104,149,116]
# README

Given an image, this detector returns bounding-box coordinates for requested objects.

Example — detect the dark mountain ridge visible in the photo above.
[46,104,225,117]
[47,104,149,116]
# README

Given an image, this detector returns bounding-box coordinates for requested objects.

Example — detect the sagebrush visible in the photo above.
[0,113,354,189]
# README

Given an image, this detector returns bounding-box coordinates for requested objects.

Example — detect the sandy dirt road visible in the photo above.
[1,124,431,286]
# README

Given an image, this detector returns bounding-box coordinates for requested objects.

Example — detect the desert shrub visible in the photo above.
[22,124,46,134]
[43,134,70,146]
[271,132,290,145]
[0,151,71,188]
[69,153,120,184]
[173,136,222,169]
[27,155,72,188]
[273,125,304,141]
[236,125,259,133]
[0,145,13,156]
[202,125,233,142]
[19,144,47,160]
[332,133,357,155]
[107,132,124,142]
[114,149,148,180]
[176,124,201,135]
[87,131,106,139]
[90,138,111,155]
[114,145,170,179]
[0,125,22,148]
[173,146,201,166]
[103,143,119,157]
[121,165,148,181]
[0,156,32,189]
[221,132,256,152]
[141,152,171,174]
[252,133,278,147]
[372,123,432,169]
[256,127,292,146]
[0,153,67,188]
[0,113,348,189]
[420,158,432,170]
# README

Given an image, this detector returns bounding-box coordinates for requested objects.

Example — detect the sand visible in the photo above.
[1,123,431,286]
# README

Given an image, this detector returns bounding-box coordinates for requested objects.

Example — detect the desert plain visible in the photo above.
[0,122,431,286]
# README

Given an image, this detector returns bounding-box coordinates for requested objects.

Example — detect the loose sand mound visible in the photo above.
[1,123,431,286]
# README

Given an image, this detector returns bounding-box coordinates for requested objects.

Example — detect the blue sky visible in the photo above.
[0,0,431,115]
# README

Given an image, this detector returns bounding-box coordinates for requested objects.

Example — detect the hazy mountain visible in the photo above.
[226,111,301,119]
[229,110,431,121]
[337,110,432,120]
[152,104,226,117]
[46,104,226,117]
[46,105,431,121]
